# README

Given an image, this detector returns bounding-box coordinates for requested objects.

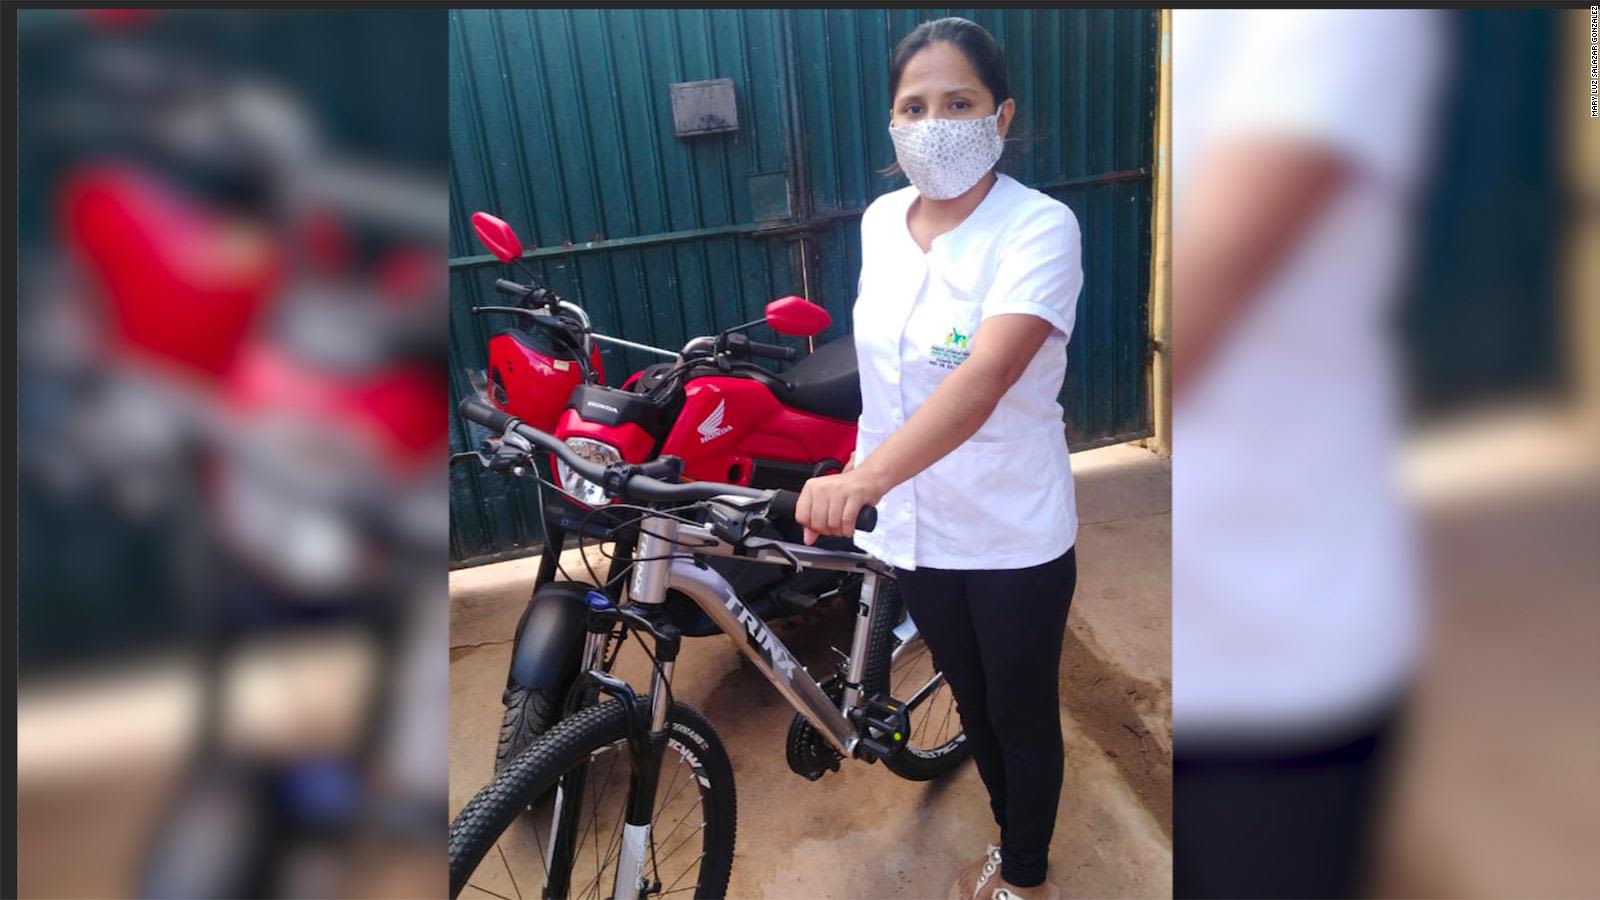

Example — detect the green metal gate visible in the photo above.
[449,8,1158,564]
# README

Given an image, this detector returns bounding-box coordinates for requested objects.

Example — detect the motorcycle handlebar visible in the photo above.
[457,397,876,532]
[723,332,797,363]
[747,340,798,362]
[494,278,534,299]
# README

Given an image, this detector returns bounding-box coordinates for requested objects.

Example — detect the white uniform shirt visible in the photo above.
[1172,10,1445,735]
[849,174,1084,571]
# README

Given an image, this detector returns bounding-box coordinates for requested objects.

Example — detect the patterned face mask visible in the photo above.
[888,111,1005,200]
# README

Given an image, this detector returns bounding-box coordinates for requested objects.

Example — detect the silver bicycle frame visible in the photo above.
[583,502,914,900]
[582,505,899,759]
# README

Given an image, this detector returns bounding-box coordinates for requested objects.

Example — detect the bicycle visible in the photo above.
[449,397,967,899]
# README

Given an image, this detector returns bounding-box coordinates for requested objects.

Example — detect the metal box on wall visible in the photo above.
[669,78,739,137]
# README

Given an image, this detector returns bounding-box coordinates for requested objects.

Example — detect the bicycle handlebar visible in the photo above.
[458,397,876,532]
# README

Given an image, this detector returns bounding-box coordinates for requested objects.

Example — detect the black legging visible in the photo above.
[896,546,1077,888]
[1172,699,1405,899]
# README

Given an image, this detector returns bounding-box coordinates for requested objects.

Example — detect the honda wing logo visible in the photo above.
[697,398,735,443]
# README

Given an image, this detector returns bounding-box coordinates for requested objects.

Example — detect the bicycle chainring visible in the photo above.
[784,676,845,781]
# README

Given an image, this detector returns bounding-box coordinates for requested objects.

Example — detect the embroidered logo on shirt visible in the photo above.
[929,326,973,370]
[697,398,735,443]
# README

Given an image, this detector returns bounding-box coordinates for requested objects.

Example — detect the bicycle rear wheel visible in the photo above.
[866,578,970,781]
[450,698,735,900]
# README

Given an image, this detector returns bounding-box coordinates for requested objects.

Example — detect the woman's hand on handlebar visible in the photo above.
[795,464,889,545]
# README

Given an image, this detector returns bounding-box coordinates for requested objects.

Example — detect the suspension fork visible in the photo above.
[611,516,681,898]
[545,610,680,899]
[550,520,682,899]
[559,523,639,719]
[615,618,678,898]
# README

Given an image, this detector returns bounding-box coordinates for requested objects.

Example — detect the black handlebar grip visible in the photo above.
[458,397,515,434]
[494,278,534,298]
[855,505,877,533]
[748,341,798,362]
[765,490,877,533]
[635,455,684,483]
[768,489,799,522]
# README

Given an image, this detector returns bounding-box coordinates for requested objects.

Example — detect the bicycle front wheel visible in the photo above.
[450,698,735,900]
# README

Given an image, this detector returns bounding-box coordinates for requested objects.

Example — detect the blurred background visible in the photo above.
[1172,8,1597,899]
[15,9,450,898]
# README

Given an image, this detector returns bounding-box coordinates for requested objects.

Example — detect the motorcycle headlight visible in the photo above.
[212,414,372,598]
[555,437,621,506]
[216,454,365,597]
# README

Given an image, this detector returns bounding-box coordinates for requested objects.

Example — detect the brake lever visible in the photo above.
[500,428,534,454]
[703,498,762,545]
[701,498,805,574]
[470,430,533,473]
[742,535,805,575]
[449,450,491,467]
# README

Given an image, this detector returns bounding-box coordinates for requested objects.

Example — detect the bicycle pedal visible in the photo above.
[851,694,911,763]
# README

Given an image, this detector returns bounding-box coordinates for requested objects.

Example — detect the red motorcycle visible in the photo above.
[463,212,876,769]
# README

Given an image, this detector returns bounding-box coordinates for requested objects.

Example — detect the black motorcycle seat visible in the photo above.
[772,335,861,421]
[639,334,861,421]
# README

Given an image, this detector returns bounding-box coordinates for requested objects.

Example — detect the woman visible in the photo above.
[795,17,1082,900]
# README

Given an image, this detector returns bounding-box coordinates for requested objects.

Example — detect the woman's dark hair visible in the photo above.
[883,17,1015,180]
[888,17,1010,109]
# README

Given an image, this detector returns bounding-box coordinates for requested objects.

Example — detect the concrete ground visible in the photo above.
[448,441,1174,899]
[1370,405,1600,898]
[20,406,1590,897]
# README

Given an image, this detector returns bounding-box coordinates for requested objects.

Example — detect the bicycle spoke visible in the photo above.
[653,814,706,871]
[569,749,619,874]
[892,645,928,696]
[650,790,705,865]
[581,798,629,900]
[903,670,945,713]
[919,693,939,744]
[659,851,707,895]
[653,752,688,821]
[496,842,524,900]
[530,801,549,881]
[462,883,517,900]
[934,690,956,744]
[644,754,689,884]
[651,758,699,820]
[585,749,619,900]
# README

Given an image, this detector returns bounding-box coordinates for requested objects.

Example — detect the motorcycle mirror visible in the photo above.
[764,296,831,338]
[471,211,524,263]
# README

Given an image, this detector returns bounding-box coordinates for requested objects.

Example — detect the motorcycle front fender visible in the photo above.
[507,581,591,690]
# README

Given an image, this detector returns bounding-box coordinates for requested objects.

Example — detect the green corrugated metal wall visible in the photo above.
[449,8,1158,564]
